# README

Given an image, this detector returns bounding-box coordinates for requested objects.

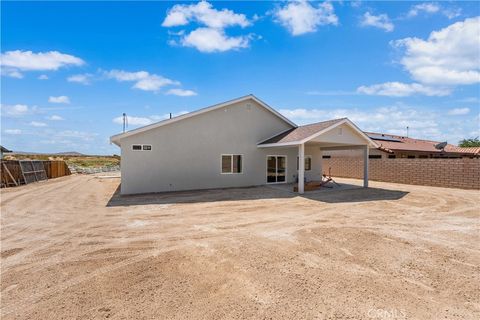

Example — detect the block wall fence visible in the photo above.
[322,157,480,190]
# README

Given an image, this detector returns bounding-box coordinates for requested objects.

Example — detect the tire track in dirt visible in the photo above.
[1,243,188,317]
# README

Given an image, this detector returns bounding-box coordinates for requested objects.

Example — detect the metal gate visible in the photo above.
[19,160,48,184]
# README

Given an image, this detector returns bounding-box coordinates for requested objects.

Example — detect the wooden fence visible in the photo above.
[1,160,71,187]
[44,160,70,178]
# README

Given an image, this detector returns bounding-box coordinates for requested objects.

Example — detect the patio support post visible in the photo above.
[363,145,369,188]
[298,143,305,194]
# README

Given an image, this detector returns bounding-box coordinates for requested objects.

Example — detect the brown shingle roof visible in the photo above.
[259,118,346,145]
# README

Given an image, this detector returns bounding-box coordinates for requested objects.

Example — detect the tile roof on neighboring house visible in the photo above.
[366,132,479,155]
[447,146,480,155]
[259,118,347,145]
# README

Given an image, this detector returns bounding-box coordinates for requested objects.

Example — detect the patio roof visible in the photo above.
[258,118,377,148]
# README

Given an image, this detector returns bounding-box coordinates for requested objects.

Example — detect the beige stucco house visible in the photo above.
[110,95,377,195]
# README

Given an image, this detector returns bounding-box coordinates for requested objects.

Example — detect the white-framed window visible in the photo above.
[132,144,152,151]
[221,154,242,174]
[296,156,312,171]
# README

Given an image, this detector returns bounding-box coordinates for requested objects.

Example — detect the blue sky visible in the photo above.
[1,1,479,155]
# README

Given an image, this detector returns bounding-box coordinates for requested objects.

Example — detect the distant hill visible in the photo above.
[53,151,85,156]
[11,151,86,156]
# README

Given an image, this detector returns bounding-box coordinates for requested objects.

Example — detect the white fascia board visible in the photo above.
[257,141,301,148]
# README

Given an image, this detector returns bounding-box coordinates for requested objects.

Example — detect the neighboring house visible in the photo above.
[324,133,480,159]
[1,146,12,159]
[110,95,377,195]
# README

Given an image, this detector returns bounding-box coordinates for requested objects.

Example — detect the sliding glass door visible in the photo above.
[267,156,287,184]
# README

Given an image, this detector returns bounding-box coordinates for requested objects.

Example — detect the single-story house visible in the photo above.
[1,146,12,159]
[110,95,377,195]
[324,133,480,159]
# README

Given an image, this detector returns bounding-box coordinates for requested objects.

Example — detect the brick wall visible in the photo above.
[322,157,480,190]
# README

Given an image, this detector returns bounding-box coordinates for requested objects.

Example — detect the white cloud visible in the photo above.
[181,27,250,53]
[393,17,480,86]
[0,50,84,78]
[1,68,24,78]
[457,97,479,103]
[113,111,190,127]
[38,74,49,80]
[67,73,92,85]
[442,7,462,19]
[112,115,153,126]
[104,69,179,92]
[407,2,461,19]
[278,104,477,144]
[162,1,250,28]
[1,104,31,117]
[273,0,338,36]
[57,130,98,141]
[351,1,362,8]
[358,17,480,97]
[162,1,253,53]
[357,82,451,97]
[166,88,197,96]
[407,2,440,17]
[360,12,394,32]
[447,107,470,116]
[4,129,22,135]
[30,121,47,127]
[49,95,70,104]
[280,105,439,133]
[46,115,64,121]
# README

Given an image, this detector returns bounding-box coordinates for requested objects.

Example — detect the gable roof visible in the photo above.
[259,118,346,145]
[258,118,378,147]
[110,94,297,146]
[1,146,12,153]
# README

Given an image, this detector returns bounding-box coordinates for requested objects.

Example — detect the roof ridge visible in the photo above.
[298,117,347,128]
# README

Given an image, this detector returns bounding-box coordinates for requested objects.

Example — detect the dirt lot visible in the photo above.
[1,175,479,319]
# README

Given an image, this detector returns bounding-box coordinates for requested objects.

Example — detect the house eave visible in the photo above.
[110,94,297,146]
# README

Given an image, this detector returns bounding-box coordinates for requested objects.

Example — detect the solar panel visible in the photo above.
[367,134,402,142]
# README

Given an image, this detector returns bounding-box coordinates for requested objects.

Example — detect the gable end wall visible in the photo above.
[120,99,296,194]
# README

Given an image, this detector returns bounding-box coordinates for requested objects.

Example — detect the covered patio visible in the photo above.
[258,118,378,194]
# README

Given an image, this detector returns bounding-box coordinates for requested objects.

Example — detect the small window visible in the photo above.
[221,155,242,174]
[143,145,152,151]
[369,155,382,159]
[407,155,416,159]
[418,155,428,159]
[296,156,312,171]
[322,155,331,159]
[132,145,142,150]
[388,155,396,159]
